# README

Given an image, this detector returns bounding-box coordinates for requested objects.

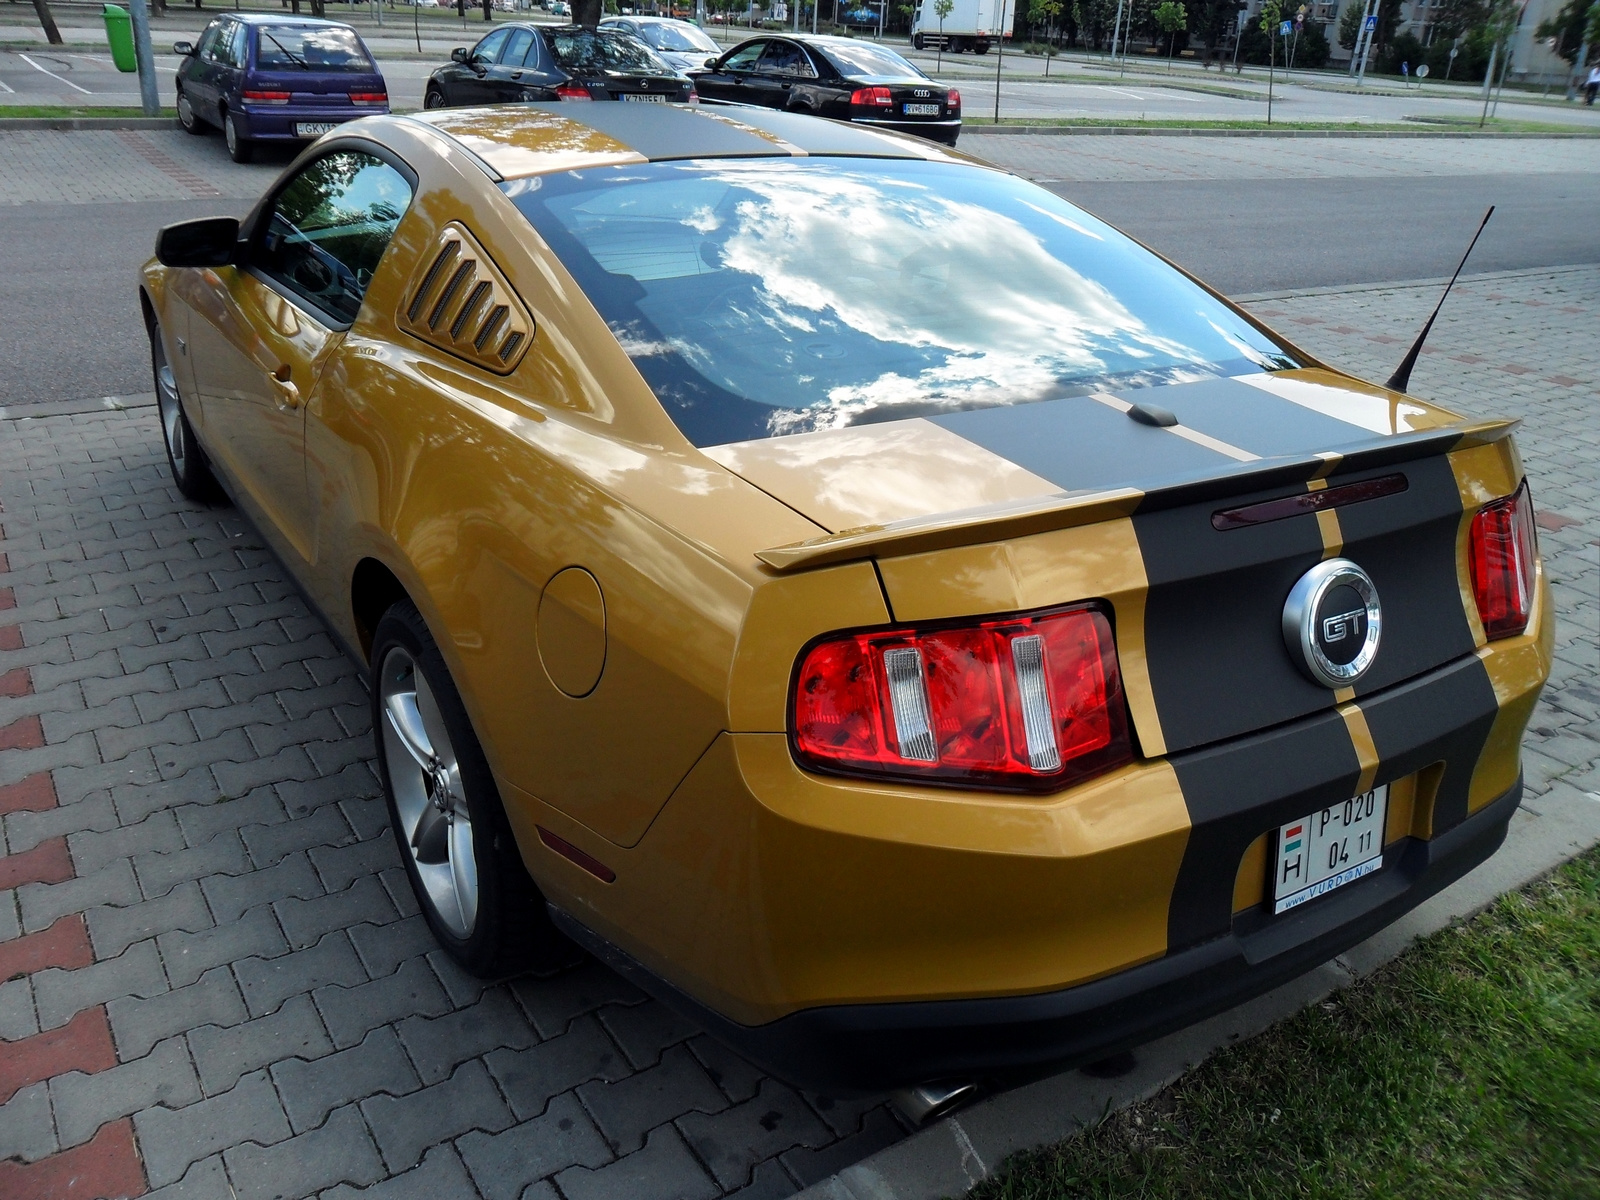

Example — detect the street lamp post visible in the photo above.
[993,0,1010,121]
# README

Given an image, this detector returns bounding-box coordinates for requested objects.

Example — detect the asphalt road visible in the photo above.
[0,145,1595,408]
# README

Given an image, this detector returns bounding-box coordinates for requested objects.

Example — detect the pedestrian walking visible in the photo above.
[1587,64,1600,105]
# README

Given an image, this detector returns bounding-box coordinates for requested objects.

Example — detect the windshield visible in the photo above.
[637,21,719,52]
[255,24,372,71]
[547,28,669,73]
[818,41,924,78]
[505,159,1300,447]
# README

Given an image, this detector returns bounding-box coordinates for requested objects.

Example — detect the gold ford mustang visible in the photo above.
[139,103,1551,1098]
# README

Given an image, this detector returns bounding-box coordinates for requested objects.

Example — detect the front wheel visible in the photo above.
[150,319,218,501]
[424,87,447,109]
[224,110,253,163]
[912,33,924,49]
[372,599,569,976]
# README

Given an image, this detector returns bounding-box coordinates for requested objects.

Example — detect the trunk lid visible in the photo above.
[707,370,1498,756]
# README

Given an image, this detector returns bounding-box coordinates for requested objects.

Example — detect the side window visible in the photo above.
[472,28,511,64]
[760,41,814,77]
[722,41,765,72]
[196,20,224,62]
[254,151,414,327]
[502,28,534,68]
[229,23,250,68]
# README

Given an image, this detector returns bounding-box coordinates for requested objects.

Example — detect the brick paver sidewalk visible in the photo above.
[1,267,1596,1199]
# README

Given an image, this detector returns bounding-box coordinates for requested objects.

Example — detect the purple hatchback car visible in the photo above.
[174,14,388,163]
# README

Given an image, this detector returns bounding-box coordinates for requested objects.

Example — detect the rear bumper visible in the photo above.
[234,106,383,140]
[553,774,1522,1093]
[850,115,961,145]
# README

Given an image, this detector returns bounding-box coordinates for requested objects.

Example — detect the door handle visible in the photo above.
[511,69,522,79]
[270,363,301,410]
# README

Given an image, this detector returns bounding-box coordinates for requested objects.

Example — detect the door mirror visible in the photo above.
[155,216,241,268]
[704,56,719,68]
[173,40,195,56]
[451,46,470,63]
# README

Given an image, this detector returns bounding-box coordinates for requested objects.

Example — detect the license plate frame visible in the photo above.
[1272,785,1389,914]
[620,93,669,103]
[296,122,338,137]
[902,102,941,115]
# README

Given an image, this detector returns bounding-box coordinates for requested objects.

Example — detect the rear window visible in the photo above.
[817,41,924,77]
[255,24,373,72]
[545,28,668,74]
[505,159,1300,447]
[635,21,718,52]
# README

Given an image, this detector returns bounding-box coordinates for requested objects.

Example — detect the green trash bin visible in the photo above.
[103,4,137,73]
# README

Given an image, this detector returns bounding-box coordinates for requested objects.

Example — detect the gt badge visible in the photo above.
[1282,558,1382,688]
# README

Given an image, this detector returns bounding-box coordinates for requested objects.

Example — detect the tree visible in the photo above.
[1432,0,1488,40]
[1154,0,1186,63]
[1338,0,1402,54]
[32,0,63,45]
[934,0,954,65]
[1031,0,1063,69]
[1535,0,1598,63]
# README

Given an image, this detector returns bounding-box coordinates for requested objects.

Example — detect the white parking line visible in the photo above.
[19,52,93,94]
[0,79,14,94]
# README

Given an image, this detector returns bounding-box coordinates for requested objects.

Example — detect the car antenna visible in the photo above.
[1385,206,1494,394]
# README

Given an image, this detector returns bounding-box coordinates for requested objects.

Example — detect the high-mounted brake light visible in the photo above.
[1469,480,1537,640]
[242,90,291,105]
[349,91,388,105]
[556,83,593,100]
[792,604,1133,792]
[850,86,894,107]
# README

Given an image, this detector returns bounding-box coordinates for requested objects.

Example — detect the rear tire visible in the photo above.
[224,110,253,163]
[371,599,571,977]
[177,87,204,134]
[149,318,218,502]
[975,39,991,53]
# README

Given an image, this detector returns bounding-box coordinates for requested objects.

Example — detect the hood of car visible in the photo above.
[702,369,1474,536]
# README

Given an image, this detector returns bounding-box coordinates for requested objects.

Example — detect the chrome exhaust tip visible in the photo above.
[889,1081,979,1127]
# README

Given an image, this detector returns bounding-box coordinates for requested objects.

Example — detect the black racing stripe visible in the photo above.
[702,105,934,157]
[1337,455,1477,698]
[1114,376,1376,459]
[1361,653,1500,835]
[930,395,1230,493]
[1134,491,1328,754]
[557,103,791,160]
[1168,708,1360,950]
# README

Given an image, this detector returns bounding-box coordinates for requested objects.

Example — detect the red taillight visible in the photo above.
[349,91,387,106]
[1469,480,1537,640]
[686,88,699,104]
[850,85,893,108]
[241,90,291,105]
[947,88,961,110]
[556,83,593,100]
[792,604,1132,792]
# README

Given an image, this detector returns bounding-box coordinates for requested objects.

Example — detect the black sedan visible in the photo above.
[691,35,959,145]
[424,23,692,108]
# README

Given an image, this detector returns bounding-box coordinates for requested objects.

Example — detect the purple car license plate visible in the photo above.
[296,122,338,137]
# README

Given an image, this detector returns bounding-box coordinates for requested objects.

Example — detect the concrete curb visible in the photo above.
[795,783,1600,1200]
[0,117,177,131]
[0,392,155,420]
[963,124,1600,137]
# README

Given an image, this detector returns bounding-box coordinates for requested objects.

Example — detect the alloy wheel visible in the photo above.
[424,89,445,109]
[379,645,479,938]
[153,334,186,474]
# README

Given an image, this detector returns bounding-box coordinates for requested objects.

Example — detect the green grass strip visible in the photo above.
[0,105,175,118]
[969,844,1600,1199]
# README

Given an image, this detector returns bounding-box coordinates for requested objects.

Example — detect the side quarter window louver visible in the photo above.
[399,222,535,374]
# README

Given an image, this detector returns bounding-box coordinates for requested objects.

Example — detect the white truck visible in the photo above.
[909,0,1011,53]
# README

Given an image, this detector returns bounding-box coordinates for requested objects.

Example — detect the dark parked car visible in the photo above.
[691,35,960,145]
[424,24,693,108]
[173,14,388,164]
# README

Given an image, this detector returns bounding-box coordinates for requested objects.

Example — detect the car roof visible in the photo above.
[223,12,357,26]
[400,103,970,179]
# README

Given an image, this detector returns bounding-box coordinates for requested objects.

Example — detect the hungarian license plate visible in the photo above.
[903,102,941,115]
[296,122,337,137]
[621,93,669,103]
[1272,785,1388,914]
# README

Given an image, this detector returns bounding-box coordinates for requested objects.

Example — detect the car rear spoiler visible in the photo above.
[754,417,1519,572]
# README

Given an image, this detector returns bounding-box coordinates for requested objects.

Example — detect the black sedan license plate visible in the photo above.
[902,102,941,115]
[1272,786,1388,914]
[622,93,669,103]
